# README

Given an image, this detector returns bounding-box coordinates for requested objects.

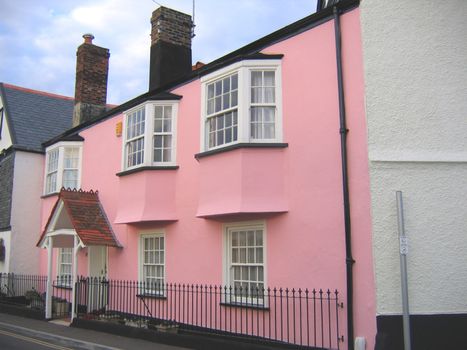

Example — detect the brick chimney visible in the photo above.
[149,7,193,91]
[73,34,110,127]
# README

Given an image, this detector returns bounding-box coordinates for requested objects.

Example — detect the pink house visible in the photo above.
[38,1,375,349]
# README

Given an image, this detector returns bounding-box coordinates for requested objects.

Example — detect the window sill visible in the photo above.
[116,165,179,177]
[195,142,288,160]
[220,301,269,310]
[136,293,167,300]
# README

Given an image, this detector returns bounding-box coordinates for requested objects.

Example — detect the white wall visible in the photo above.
[0,95,13,151]
[360,0,467,314]
[9,151,44,274]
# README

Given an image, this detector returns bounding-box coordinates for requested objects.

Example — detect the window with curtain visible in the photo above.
[45,148,59,194]
[122,102,178,171]
[153,105,173,163]
[57,248,72,287]
[225,223,265,304]
[206,73,239,148]
[250,70,276,140]
[201,60,282,152]
[125,107,146,168]
[140,233,165,295]
[44,143,82,195]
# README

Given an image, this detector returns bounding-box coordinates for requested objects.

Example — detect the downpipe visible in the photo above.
[333,6,355,350]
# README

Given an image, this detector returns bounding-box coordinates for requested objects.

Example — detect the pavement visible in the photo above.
[0,313,191,350]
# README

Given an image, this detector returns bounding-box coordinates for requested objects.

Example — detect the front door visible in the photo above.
[87,246,108,312]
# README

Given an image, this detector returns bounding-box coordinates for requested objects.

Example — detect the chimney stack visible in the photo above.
[73,34,110,127]
[149,7,193,91]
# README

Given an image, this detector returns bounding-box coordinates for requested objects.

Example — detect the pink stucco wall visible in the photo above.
[39,7,375,349]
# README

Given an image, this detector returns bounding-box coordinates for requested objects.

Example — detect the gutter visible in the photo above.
[333,5,355,350]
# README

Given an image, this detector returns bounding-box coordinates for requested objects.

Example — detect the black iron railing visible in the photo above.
[0,273,72,318]
[76,277,343,349]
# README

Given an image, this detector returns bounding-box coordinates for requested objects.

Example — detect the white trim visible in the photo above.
[200,59,283,152]
[138,231,166,295]
[47,229,76,237]
[222,220,267,305]
[43,141,83,195]
[122,101,179,171]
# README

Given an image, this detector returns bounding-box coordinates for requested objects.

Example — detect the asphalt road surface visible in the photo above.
[0,327,80,350]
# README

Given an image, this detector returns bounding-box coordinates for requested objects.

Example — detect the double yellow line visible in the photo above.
[0,328,73,350]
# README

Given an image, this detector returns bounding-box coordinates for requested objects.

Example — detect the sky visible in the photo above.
[0,0,317,104]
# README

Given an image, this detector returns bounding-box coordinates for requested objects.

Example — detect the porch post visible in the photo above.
[45,236,53,319]
[71,235,80,321]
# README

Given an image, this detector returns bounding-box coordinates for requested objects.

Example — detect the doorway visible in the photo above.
[87,246,108,313]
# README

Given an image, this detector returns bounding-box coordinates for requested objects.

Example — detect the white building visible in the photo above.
[360,1,467,349]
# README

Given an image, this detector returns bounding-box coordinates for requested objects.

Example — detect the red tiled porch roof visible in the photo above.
[38,188,121,247]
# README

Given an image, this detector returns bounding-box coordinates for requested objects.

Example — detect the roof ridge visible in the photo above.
[2,83,74,101]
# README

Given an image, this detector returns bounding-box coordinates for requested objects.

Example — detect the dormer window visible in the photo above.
[122,101,178,171]
[201,59,282,152]
[44,142,83,195]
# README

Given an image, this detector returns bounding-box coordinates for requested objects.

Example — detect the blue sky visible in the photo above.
[0,0,317,104]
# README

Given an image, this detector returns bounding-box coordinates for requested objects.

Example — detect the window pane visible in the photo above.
[215,96,222,112]
[239,248,246,263]
[154,135,163,148]
[208,84,215,99]
[248,248,255,263]
[264,87,275,103]
[239,231,246,246]
[153,106,173,163]
[264,71,275,86]
[231,91,238,107]
[154,118,163,132]
[232,248,238,263]
[251,71,262,87]
[63,169,78,189]
[222,77,230,93]
[232,232,238,246]
[47,149,59,172]
[231,74,238,90]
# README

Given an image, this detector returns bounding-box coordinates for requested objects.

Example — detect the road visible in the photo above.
[0,313,190,350]
[0,327,79,350]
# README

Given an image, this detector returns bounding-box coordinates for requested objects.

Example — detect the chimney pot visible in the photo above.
[83,33,95,44]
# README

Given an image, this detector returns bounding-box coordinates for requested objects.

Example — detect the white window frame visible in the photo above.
[200,60,283,152]
[122,101,179,171]
[223,221,267,306]
[138,232,166,296]
[56,247,73,287]
[44,142,83,195]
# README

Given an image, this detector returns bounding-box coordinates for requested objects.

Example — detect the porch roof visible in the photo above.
[38,188,122,248]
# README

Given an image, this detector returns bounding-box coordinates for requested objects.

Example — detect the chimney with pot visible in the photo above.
[73,34,110,127]
[149,7,193,91]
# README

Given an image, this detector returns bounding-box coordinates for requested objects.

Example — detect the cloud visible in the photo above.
[0,0,317,104]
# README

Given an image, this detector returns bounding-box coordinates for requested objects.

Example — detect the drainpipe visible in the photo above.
[333,6,355,350]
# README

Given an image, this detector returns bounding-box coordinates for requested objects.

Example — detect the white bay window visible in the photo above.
[201,60,282,152]
[122,101,178,171]
[44,142,82,195]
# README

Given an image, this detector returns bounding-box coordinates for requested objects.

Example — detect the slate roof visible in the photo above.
[38,188,121,248]
[0,83,74,152]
